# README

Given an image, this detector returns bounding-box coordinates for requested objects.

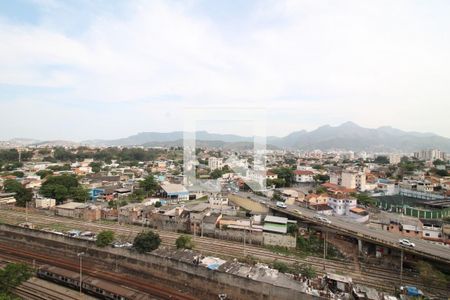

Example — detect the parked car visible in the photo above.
[399,239,415,248]
[79,231,96,241]
[276,201,287,208]
[112,242,133,248]
[293,209,302,215]
[66,230,81,238]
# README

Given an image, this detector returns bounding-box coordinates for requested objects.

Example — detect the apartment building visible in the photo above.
[208,157,224,171]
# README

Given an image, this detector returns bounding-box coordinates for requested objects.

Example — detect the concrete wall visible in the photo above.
[263,232,296,248]
[0,224,312,300]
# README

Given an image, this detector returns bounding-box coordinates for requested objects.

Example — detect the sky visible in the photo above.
[0,0,449,141]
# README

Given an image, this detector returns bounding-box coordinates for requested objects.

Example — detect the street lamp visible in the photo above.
[77,252,85,296]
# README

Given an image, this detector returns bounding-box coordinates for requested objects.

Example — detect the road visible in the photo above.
[236,192,450,263]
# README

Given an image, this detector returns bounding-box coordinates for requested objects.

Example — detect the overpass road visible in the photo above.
[236,192,450,264]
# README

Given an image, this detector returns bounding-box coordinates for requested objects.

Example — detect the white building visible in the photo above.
[420,219,443,240]
[208,157,224,171]
[35,198,56,209]
[294,170,314,183]
[414,149,446,161]
[208,194,229,209]
[389,154,402,165]
[328,196,357,216]
[341,171,366,191]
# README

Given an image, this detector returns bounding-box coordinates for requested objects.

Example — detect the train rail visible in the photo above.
[0,243,196,300]
[14,279,82,300]
[0,209,448,297]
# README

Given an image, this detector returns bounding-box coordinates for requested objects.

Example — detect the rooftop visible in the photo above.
[263,223,287,234]
[264,215,288,225]
[161,183,188,194]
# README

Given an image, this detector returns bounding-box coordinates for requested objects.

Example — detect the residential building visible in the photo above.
[389,154,402,165]
[341,171,366,191]
[208,193,229,210]
[266,171,278,180]
[304,193,329,207]
[55,202,101,222]
[328,194,357,216]
[293,170,314,183]
[35,198,56,209]
[208,157,223,171]
[158,183,189,201]
[420,219,443,240]
[414,149,446,161]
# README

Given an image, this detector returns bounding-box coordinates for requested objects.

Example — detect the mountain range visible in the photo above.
[2,122,450,152]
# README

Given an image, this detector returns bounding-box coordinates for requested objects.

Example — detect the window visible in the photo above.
[425,233,430,237]
[406,230,410,233]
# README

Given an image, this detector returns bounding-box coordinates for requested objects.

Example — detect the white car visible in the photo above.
[313,214,331,224]
[112,242,133,248]
[319,217,332,224]
[399,239,415,248]
[276,201,287,208]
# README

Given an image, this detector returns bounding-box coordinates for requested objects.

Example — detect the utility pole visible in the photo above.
[323,230,327,270]
[77,252,85,297]
[400,249,404,286]
[243,228,246,257]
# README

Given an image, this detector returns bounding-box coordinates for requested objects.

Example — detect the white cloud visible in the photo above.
[0,0,449,139]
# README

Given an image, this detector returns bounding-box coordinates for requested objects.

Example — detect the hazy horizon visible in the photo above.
[2,121,449,143]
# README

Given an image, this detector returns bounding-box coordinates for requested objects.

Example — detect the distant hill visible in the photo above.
[267,122,450,152]
[81,122,450,152]
[2,122,449,152]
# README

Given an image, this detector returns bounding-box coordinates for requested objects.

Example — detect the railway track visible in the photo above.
[0,243,196,300]
[1,209,448,297]
[14,279,81,300]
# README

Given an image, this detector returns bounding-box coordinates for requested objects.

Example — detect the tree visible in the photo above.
[39,174,81,203]
[2,179,32,207]
[315,186,328,194]
[356,193,376,207]
[416,261,448,288]
[313,174,329,183]
[210,169,223,179]
[40,184,68,203]
[11,171,24,178]
[435,169,448,177]
[271,167,295,187]
[175,235,194,249]
[267,178,286,188]
[292,263,316,279]
[36,169,53,179]
[433,159,445,166]
[154,201,162,208]
[287,223,299,237]
[96,230,115,247]
[70,186,90,202]
[133,230,161,253]
[89,162,102,173]
[374,156,389,164]
[53,147,75,161]
[0,263,33,293]
[272,261,289,273]
[140,175,158,196]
